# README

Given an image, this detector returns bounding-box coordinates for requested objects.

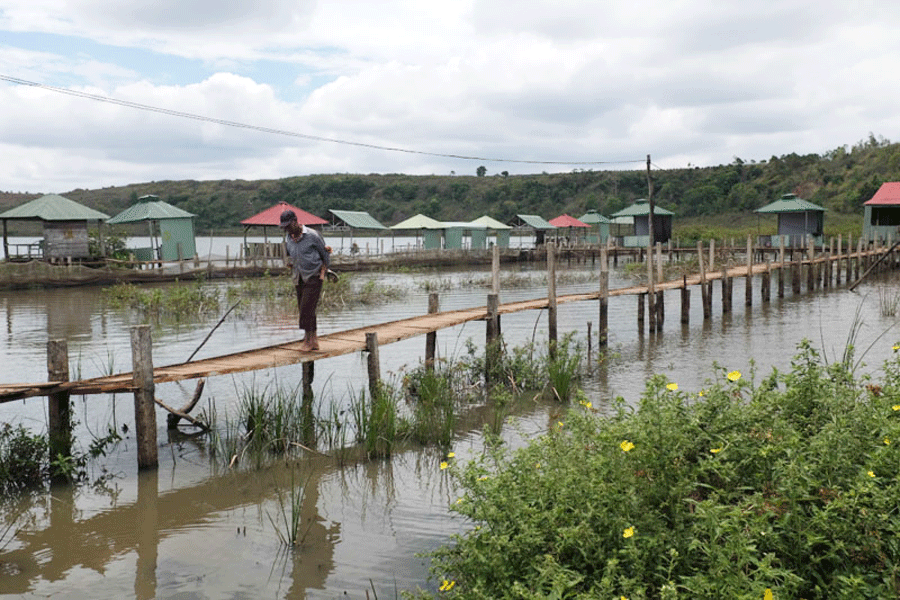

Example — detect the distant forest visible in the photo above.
[2,135,898,235]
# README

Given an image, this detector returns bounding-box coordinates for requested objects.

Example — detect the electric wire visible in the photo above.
[1,74,647,167]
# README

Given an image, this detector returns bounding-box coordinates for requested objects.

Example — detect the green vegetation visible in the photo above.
[1,135,896,235]
[414,341,900,599]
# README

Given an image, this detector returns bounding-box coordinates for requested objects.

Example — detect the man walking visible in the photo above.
[279,209,330,351]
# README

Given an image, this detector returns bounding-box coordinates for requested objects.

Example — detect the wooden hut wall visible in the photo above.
[43,221,90,259]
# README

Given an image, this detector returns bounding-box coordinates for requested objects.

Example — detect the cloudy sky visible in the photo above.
[1,0,898,193]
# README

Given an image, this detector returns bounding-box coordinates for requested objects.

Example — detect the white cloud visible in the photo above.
[0,0,899,191]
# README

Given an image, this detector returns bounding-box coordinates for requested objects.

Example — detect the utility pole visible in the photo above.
[646,155,656,332]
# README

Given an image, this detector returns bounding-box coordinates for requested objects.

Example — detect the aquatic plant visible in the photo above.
[267,468,315,548]
[102,278,221,319]
[350,382,399,458]
[545,333,583,402]
[416,340,900,599]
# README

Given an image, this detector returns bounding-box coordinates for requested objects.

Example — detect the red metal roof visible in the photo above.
[240,201,328,226]
[549,214,589,227]
[865,182,900,206]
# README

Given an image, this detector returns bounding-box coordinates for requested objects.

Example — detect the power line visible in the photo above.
[1,74,646,167]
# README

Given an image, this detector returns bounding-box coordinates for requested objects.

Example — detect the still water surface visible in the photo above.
[0,258,898,598]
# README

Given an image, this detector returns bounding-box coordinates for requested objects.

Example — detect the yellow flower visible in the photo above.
[885,438,891,445]
[620,440,635,453]
[666,382,678,391]
[868,470,876,478]
[623,526,635,538]
[580,399,593,409]
[893,405,900,411]
[727,370,742,382]
[478,475,489,481]
[764,589,773,600]
[557,421,564,428]
[447,452,455,458]
[710,447,722,454]
[439,579,456,592]
[440,461,449,470]
[456,497,464,504]
[894,344,900,351]
[698,390,706,397]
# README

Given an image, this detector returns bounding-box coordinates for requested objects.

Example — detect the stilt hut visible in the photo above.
[107,195,197,261]
[863,182,900,243]
[241,201,328,259]
[0,194,109,262]
[390,214,442,250]
[754,193,825,248]
[577,209,610,244]
[470,215,512,248]
[327,209,387,255]
[549,214,591,246]
[508,214,556,247]
[609,199,674,247]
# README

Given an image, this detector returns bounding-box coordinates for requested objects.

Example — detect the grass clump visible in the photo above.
[417,340,900,599]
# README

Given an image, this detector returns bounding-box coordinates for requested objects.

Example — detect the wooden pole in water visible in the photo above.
[807,236,815,291]
[425,293,439,371]
[709,239,715,272]
[365,332,381,400]
[547,242,558,357]
[745,235,753,306]
[722,267,731,314]
[680,276,690,324]
[486,293,501,382]
[302,362,315,445]
[646,155,656,333]
[697,241,710,319]
[131,325,158,470]
[778,236,786,298]
[491,244,500,295]
[599,245,608,346]
[47,340,72,470]
[637,293,645,333]
[762,260,771,302]
[792,251,801,295]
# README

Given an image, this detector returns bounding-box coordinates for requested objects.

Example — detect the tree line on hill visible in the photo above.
[1,135,898,235]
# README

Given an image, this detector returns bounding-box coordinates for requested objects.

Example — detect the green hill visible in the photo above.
[2,135,897,238]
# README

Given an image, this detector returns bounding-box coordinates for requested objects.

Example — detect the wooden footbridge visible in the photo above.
[0,238,894,470]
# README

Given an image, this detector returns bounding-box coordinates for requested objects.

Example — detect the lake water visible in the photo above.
[0,255,898,598]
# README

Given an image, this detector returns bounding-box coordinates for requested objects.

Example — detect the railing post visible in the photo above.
[47,340,72,473]
[425,293,439,371]
[366,332,381,400]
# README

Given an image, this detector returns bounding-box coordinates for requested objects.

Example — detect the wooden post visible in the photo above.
[425,293,439,371]
[599,245,608,346]
[131,325,158,470]
[778,236,785,298]
[709,238,715,272]
[792,252,802,295]
[722,268,731,314]
[547,242,558,357]
[302,362,315,445]
[762,261,771,302]
[47,340,72,468]
[680,276,690,324]
[491,244,500,295]
[637,293,645,333]
[745,235,753,306]
[656,242,664,285]
[365,332,381,400]
[697,241,710,320]
[486,293,501,382]
[807,236,815,291]
[656,290,664,329]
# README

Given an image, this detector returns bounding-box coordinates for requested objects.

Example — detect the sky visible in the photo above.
[1,0,899,194]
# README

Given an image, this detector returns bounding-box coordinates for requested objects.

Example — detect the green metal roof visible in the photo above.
[470,215,512,230]
[577,209,611,224]
[329,209,387,230]
[755,193,827,214]
[609,199,675,218]
[390,214,442,230]
[513,214,556,230]
[107,198,195,224]
[0,194,110,221]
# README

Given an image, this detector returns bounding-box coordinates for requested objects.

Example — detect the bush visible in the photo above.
[418,341,900,599]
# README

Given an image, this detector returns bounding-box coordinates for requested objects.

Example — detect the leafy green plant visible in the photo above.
[416,340,900,599]
[545,333,583,402]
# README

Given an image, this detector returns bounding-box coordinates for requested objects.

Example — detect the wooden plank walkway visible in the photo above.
[0,253,877,404]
